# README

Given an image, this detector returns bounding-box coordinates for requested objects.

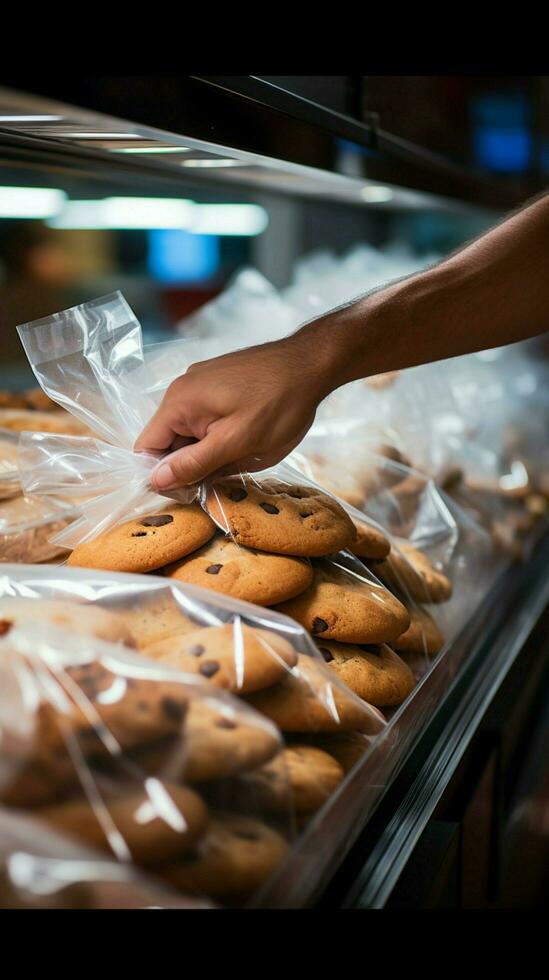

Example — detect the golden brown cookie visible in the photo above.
[237,744,345,814]
[246,655,386,734]
[206,477,356,557]
[62,661,190,754]
[133,695,282,783]
[23,387,57,412]
[311,731,371,773]
[67,504,216,573]
[116,596,196,650]
[370,540,452,603]
[164,536,313,606]
[0,597,136,648]
[0,651,190,770]
[276,562,410,644]
[315,640,415,706]
[158,812,288,901]
[350,519,391,559]
[0,408,90,435]
[0,390,28,409]
[0,636,196,808]
[392,606,445,656]
[147,623,298,694]
[39,781,208,866]
[303,460,366,511]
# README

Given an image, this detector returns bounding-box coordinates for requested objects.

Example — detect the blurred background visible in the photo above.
[1,74,548,387]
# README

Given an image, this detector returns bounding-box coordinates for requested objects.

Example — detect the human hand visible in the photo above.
[135,334,333,492]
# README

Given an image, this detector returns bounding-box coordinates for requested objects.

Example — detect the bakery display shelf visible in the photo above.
[0,79,514,213]
[253,529,549,908]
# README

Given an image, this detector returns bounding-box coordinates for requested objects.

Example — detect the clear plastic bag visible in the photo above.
[0,564,386,906]
[17,293,200,549]
[14,293,427,728]
[0,429,21,501]
[177,268,301,358]
[289,433,498,680]
[0,808,213,909]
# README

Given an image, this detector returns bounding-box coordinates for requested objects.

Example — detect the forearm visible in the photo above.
[294,192,549,394]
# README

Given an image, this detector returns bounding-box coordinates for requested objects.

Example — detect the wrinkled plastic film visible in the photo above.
[0,565,389,906]
[16,294,199,548]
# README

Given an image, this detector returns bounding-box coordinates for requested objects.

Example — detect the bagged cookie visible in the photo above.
[0,430,21,501]
[0,564,389,906]
[0,808,212,909]
[0,494,78,563]
[290,435,496,658]
[0,612,294,903]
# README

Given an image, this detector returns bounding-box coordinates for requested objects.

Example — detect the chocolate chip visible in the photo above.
[206,564,223,575]
[161,697,186,724]
[319,647,334,662]
[216,717,237,729]
[199,660,220,678]
[312,618,328,634]
[259,501,280,515]
[0,619,13,636]
[300,511,314,518]
[131,531,147,537]
[140,514,174,527]
[188,644,205,657]
[228,488,248,502]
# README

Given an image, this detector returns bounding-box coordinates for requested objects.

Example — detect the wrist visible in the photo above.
[293,295,388,394]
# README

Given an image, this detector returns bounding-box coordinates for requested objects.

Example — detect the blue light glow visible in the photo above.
[148,229,220,283]
[473,126,531,173]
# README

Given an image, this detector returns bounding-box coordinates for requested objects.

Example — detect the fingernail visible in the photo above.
[152,462,176,490]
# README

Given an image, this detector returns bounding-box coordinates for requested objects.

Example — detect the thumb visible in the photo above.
[150,426,236,490]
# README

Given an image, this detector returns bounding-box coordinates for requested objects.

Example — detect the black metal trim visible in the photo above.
[190,75,380,147]
[322,533,549,908]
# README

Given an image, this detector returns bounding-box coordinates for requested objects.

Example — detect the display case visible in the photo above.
[0,76,547,908]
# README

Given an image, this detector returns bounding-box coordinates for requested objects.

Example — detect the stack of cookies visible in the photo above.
[65,477,425,713]
[0,594,383,905]
[0,393,88,562]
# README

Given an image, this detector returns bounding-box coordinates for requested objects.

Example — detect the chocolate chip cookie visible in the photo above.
[67,504,216,573]
[350,519,391,560]
[39,781,208,865]
[158,812,288,901]
[206,477,356,557]
[276,562,410,644]
[0,597,136,648]
[311,731,372,773]
[134,696,282,783]
[233,744,345,815]
[370,540,453,603]
[147,623,298,694]
[164,536,313,606]
[316,640,415,706]
[0,650,192,808]
[116,596,196,650]
[246,655,386,734]
[392,605,445,656]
